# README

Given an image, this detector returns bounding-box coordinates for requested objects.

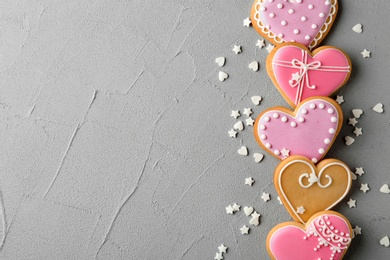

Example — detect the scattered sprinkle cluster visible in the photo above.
[213,16,386,259]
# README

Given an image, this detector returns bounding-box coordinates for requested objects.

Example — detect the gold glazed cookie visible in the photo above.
[250,0,338,50]
[274,156,352,223]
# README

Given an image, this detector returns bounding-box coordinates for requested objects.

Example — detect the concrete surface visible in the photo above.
[0,0,389,259]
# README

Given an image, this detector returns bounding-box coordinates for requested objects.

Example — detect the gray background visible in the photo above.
[0,0,389,259]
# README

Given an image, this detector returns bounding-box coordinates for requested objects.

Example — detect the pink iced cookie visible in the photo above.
[267,211,353,260]
[267,43,352,108]
[251,0,338,49]
[254,97,343,163]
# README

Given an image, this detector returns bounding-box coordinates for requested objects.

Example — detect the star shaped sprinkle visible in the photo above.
[361,49,371,58]
[243,17,252,27]
[214,252,223,260]
[232,203,241,212]
[218,244,228,253]
[225,205,234,214]
[245,177,254,186]
[231,110,240,119]
[249,212,261,226]
[256,39,265,49]
[240,225,250,235]
[228,129,237,138]
[354,127,363,137]
[261,192,270,202]
[251,211,261,219]
[354,226,362,236]
[347,198,356,208]
[297,206,305,214]
[243,108,253,117]
[246,117,255,126]
[360,183,370,193]
[281,148,290,157]
[233,45,242,54]
[355,167,365,176]
[336,95,345,105]
[266,44,275,53]
[348,118,358,127]
[291,72,301,81]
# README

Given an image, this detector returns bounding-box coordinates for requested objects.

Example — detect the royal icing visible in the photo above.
[276,157,352,223]
[269,44,351,107]
[253,0,337,49]
[255,98,342,162]
[268,212,352,260]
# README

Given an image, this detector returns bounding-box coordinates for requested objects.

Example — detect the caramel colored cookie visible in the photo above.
[275,156,352,223]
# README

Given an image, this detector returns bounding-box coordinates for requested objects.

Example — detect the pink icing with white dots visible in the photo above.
[269,213,352,260]
[254,0,335,48]
[256,98,340,162]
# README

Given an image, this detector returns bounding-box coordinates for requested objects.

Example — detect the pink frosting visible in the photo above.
[259,0,332,46]
[256,98,340,163]
[269,213,352,260]
[272,45,350,106]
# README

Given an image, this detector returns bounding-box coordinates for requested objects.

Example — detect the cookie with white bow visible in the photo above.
[274,156,352,223]
[266,43,351,109]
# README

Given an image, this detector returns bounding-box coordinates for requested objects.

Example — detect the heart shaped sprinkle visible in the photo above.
[234,121,244,131]
[345,136,355,146]
[253,153,264,163]
[215,57,226,67]
[251,0,338,49]
[254,97,342,162]
[248,61,259,72]
[244,206,254,216]
[380,184,390,194]
[238,146,248,156]
[373,103,384,113]
[352,23,363,34]
[249,212,261,226]
[219,71,228,82]
[380,236,390,247]
[251,96,262,106]
[352,109,363,118]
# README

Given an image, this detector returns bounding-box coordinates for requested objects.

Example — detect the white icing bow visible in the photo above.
[299,172,332,189]
[289,59,322,90]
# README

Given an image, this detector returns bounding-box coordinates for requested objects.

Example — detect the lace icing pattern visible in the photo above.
[253,0,338,50]
[305,215,351,256]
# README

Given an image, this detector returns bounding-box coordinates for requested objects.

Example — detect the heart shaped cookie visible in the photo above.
[250,0,338,50]
[267,43,352,108]
[267,211,353,260]
[254,97,343,163]
[275,156,352,223]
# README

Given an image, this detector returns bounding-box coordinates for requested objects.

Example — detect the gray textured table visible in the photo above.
[0,0,389,259]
